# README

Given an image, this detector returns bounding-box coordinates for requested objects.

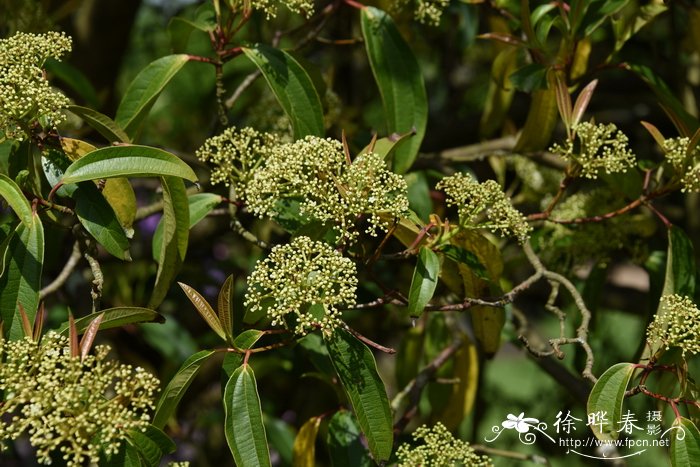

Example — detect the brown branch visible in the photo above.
[40,241,81,299]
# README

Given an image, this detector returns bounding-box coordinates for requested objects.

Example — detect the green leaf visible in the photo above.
[224,364,272,467]
[60,145,197,184]
[509,63,548,92]
[152,193,222,260]
[116,54,190,139]
[361,6,427,174]
[218,274,235,341]
[66,105,130,143]
[663,226,696,298]
[407,247,440,318]
[148,176,189,309]
[587,362,635,441]
[74,182,131,260]
[326,328,393,461]
[102,442,142,466]
[56,307,165,335]
[178,282,226,340]
[127,425,176,467]
[292,416,322,467]
[405,172,432,222]
[670,417,700,467]
[152,349,216,429]
[514,88,558,152]
[168,5,216,53]
[439,244,489,281]
[242,45,324,139]
[223,330,266,377]
[327,410,372,467]
[0,217,44,340]
[358,131,414,164]
[0,173,33,226]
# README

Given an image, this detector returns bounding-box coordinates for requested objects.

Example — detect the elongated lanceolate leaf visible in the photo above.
[514,88,558,151]
[224,364,272,467]
[0,174,33,226]
[56,307,165,335]
[153,349,216,429]
[327,410,372,467]
[407,247,440,318]
[326,328,393,462]
[243,45,324,139]
[178,282,226,340]
[116,54,190,139]
[218,274,235,341]
[66,105,130,143]
[148,176,189,309]
[152,193,222,260]
[587,363,635,441]
[292,416,322,467]
[670,417,700,467]
[361,7,427,174]
[0,217,44,340]
[60,145,196,184]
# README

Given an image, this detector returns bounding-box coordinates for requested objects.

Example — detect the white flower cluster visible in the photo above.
[246,136,409,242]
[196,126,277,195]
[550,122,635,179]
[0,332,159,466]
[662,137,700,193]
[394,0,450,26]
[436,172,532,243]
[227,0,314,19]
[647,294,700,357]
[396,422,493,466]
[0,31,71,140]
[245,236,357,335]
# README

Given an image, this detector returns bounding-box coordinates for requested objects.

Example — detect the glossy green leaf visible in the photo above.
[168,5,216,53]
[0,173,33,226]
[127,425,175,467]
[439,244,489,281]
[116,54,190,138]
[292,416,321,467]
[264,416,295,466]
[178,282,226,340]
[587,362,635,441]
[0,226,16,278]
[0,217,44,340]
[327,410,372,467]
[509,63,548,93]
[326,328,393,461]
[148,176,189,309]
[243,45,324,139]
[74,182,131,260]
[153,349,216,429]
[361,6,427,174]
[407,247,440,318]
[152,193,222,260]
[60,145,196,184]
[56,307,165,335]
[102,442,142,466]
[358,131,414,164]
[66,105,130,143]
[670,417,700,467]
[224,364,272,467]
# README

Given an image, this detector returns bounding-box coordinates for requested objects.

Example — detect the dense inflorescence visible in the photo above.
[662,137,700,193]
[396,422,494,466]
[436,172,532,243]
[227,0,314,19]
[550,122,635,179]
[0,332,159,465]
[195,126,277,196]
[246,136,409,242]
[394,0,450,26]
[647,294,700,357]
[0,31,71,140]
[245,236,357,335]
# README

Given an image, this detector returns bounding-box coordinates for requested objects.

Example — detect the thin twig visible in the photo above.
[40,241,81,299]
